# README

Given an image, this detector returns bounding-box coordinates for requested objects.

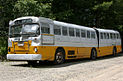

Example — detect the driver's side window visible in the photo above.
[41,23,50,34]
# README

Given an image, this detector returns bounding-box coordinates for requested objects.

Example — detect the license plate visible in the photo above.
[18,42,24,46]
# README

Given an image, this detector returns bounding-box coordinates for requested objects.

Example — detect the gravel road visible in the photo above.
[0,53,123,81]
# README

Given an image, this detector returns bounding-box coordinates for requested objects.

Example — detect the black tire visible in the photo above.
[27,61,37,65]
[90,49,97,60]
[54,49,65,64]
[113,47,117,56]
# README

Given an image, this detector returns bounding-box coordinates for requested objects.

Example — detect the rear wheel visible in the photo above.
[113,47,117,56]
[54,49,65,64]
[90,49,97,60]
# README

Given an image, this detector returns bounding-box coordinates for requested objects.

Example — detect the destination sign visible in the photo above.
[15,19,32,25]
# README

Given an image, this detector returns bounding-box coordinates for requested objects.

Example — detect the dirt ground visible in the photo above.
[0,53,123,81]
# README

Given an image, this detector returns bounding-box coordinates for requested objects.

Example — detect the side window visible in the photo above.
[107,33,109,39]
[118,33,120,39]
[116,33,118,39]
[69,28,75,36]
[81,30,86,38]
[111,33,115,39]
[104,33,106,39]
[87,31,90,38]
[54,25,61,35]
[41,23,50,34]
[100,32,104,39]
[62,26,68,36]
[76,29,80,37]
[114,33,116,39]
[91,31,95,39]
[110,33,112,39]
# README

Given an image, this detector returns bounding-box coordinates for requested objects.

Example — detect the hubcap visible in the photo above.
[92,50,96,59]
[56,52,63,63]
[113,49,116,56]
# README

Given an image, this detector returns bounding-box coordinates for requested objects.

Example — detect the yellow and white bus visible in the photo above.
[7,16,122,64]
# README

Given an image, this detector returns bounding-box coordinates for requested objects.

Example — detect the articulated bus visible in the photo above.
[7,16,122,64]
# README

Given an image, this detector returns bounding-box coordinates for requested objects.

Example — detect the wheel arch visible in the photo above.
[113,46,117,49]
[90,47,97,59]
[91,47,97,55]
[92,47,97,50]
[55,47,66,57]
[113,46,117,52]
[54,47,66,64]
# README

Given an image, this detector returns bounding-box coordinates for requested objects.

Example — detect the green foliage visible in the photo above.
[92,1,115,28]
[14,0,43,17]
[14,0,53,18]
[52,0,96,26]
[93,1,113,11]
[113,0,123,26]
[0,37,7,61]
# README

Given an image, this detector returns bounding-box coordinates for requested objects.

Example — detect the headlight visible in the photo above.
[34,47,38,52]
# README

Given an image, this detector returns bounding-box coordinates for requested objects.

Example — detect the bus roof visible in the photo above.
[9,16,119,33]
[96,28,119,33]
[53,20,95,31]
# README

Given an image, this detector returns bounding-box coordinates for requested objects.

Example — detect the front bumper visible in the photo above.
[7,54,42,61]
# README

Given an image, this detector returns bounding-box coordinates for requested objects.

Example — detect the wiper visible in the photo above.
[9,33,20,37]
[21,33,33,35]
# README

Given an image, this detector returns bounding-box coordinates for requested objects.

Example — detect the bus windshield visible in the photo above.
[10,24,40,37]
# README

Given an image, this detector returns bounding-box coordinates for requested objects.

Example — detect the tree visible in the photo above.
[0,0,17,60]
[93,1,114,28]
[51,0,95,26]
[14,0,53,18]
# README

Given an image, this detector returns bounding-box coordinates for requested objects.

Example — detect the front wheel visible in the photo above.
[90,49,97,60]
[27,61,37,65]
[54,49,65,64]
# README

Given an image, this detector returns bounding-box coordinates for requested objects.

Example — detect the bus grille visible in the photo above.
[14,41,29,52]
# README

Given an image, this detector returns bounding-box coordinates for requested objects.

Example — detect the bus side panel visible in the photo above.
[99,45,122,56]
[63,47,92,59]
[77,47,89,57]
[116,45,122,53]
[99,46,113,56]
[63,47,77,59]
[37,46,57,61]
